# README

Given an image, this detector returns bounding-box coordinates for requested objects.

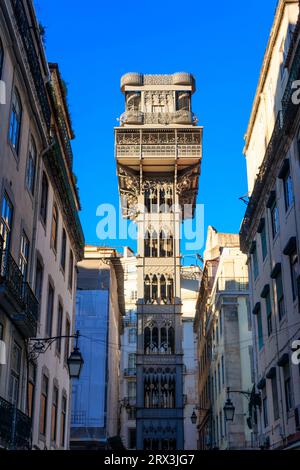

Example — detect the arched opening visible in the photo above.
[144,327,151,354]
[144,275,151,304]
[168,327,175,354]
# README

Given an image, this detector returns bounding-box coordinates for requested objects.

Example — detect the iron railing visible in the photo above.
[216,277,249,293]
[12,0,51,129]
[123,316,137,327]
[0,250,24,307]
[0,396,32,449]
[123,368,136,377]
[0,242,38,336]
[22,281,39,336]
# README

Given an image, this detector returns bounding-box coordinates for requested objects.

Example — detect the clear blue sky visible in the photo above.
[35,0,277,256]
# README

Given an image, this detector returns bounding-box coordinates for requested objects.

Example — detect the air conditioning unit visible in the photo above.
[295,405,300,430]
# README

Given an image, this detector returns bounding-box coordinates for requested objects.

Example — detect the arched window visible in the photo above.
[151,327,158,352]
[167,277,174,303]
[144,327,151,354]
[152,275,158,303]
[159,230,173,257]
[0,37,4,79]
[168,327,175,354]
[160,327,167,353]
[9,88,22,153]
[144,188,158,214]
[160,275,166,303]
[144,229,158,257]
[144,274,174,304]
[144,275,151,304]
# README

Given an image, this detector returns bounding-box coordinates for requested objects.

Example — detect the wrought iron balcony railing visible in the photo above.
[0,250,24,308]
[12,0,51,129]
[216,277,249,293]
[0,245,38,337]
[123,368,137,377]
[0,396,32,449]
[123,316,137,327]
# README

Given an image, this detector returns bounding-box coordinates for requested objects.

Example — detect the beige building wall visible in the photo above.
[0,1,84,450]
[241,0,300,450]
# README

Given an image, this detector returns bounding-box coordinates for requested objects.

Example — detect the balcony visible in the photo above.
[123,368,137,377]
[123,397,136,407]
[123,316,137,327]
[0,396,32,449]
[120,110,197,126]
[0,246,38,338]
[12,0,51,129]
[216,277,249,293]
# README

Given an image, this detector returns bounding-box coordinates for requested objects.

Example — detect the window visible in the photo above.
[39,374,48,436]
[0,37,4,79]
[9,88,22,153]
[64,318,70,363]
[26,137,37,195]
[217,363,221,393]
[9,341,21,405]
[46,282,54,337]
[60,396,67,447]
[68,250,74,291]
[56,302,63,354]
[275,269,285,321]
[144,370,175,408]
[51,386,58,443]
[257,306,264,350]
[265,289,272,336]
[283,363,293,412]
[128,381,136,400]
[252,247,259,280]
[128,353,136,369]
[60,229,67,271]
[144,323,174,354]
[51,204,58,251]
[35,257,44,310]
[40,173,49,225]
[270,201,279,238]
[260,222,268,261]
[130,290,137,301]
[289,249,298,301]
[129,328,137,344]
[19,231,30,280]
[27,361,36,419]
[0,193,13,249]
[283,169,293,211]
[271,374,279,421]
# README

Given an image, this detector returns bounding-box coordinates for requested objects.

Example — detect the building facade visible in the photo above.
[115,72,202,450]
[195,227,253,450]
[0,0,84,449]
[119,247,137,450]
[240,0,300,450]
[70,246,122,449]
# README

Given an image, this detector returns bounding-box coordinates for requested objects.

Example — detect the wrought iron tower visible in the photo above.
[115,72,202,450]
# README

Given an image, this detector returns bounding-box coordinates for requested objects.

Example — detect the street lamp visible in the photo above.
[190,410,197,424]
[28,330,84,379]
[67,331,84,379]
[223,397,235,422]
[223,386,261,423]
